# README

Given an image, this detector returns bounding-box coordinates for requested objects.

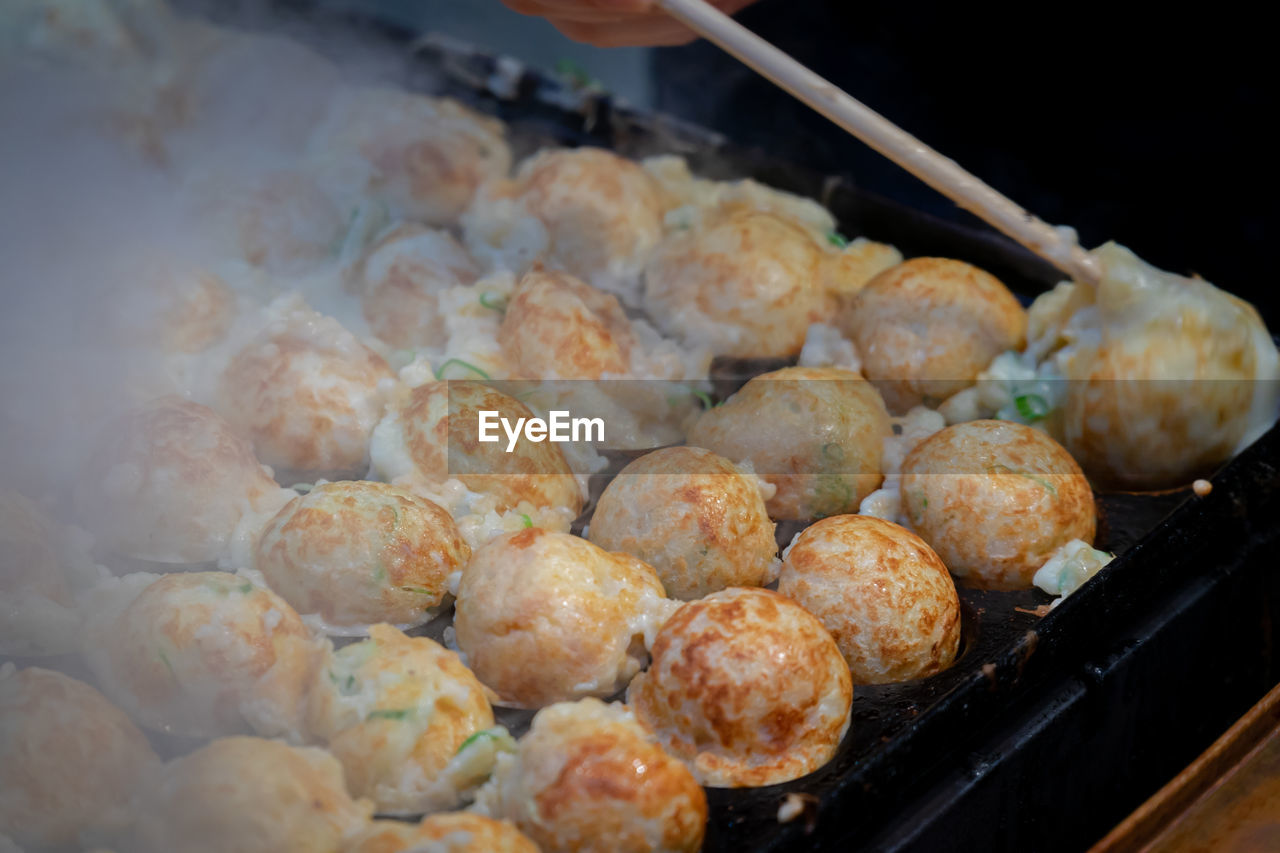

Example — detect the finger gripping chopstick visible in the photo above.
[655,0,1101,285]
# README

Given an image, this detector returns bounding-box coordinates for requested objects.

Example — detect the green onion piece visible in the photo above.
[821,442,846,463]
[290,482,314,494]
[554,58,596,88]
[367,708,411,721]
[456,729,498,754]
[520,513,534,529]
[479,292,507,312]
[158,647,176,678]
[1014,393,1051,421]
[435,358,491,381]
[238,583,253,594]
[690,388,715,409]
[399,585,434,596]
[827,231,850,248]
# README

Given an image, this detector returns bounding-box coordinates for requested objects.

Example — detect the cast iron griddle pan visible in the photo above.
[155,3,1280,849]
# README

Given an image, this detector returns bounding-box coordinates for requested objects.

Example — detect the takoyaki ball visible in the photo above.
[347,814,537,853]
[643,208,827,358]
[899,420,1096,590]
[628,587,852,787]
[587,447,778,600]
[358,224,480,350]
[312,86,511,225]
[255,481,469,632]
[84,571,320,738]
[216,300,396,481]
[370,381,583,516]
[686,367,890,521]
[305,625,494,814]
[476,698,706,853]
[132,737,372,853]
[454,529,673,708]
[105,259,238,356]
[518,147,664,290]
[1029,242,1280,489]
[841,257,1027,413]
[500,265,635,379]
[0,491,66,604]
[821,236,904,303]
[74,396,286,564]
[777,515,961,683]
[0,666,161,849]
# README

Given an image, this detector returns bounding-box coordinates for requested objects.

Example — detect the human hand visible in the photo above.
[500,0,761,47]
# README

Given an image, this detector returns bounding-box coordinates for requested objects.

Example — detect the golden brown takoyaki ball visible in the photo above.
[216,302,396,480]
[312,86,512,226]
[587,446,778,600]
[358,223,480,350]
[131,737,373,853]
[899,420,1096,590]
[841,257,1027,413]
[821,236,904,304]
[475,698,706,853]
[255,481,469,631]
[1029,242,1280,489]
[500,265,634,379]
[778,515,961,683]
[305,625,495,815]
[83,571,320,738]
[0,666,161,849]
[504,147,664,294]
[74,396,285,564]
[346,814,538,853]
[454,528,673,708]
[643,208,828,358]
[370,380,583,516]
[628,587,852,787]
[685,366,890,520]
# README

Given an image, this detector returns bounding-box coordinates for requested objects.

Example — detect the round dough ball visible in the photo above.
[132,736,372,853]
[84,571,320,738]
[778,515,961,682]
[686,366,890,520]
[900,419,1096,589]
[359,223,480,350]
[476,698,706,853]
[587,446,778,600]
[305,625,495,814]
[643,208,827,357]
[628,587,852,787]
[216,300,395,480]
[0,492,87,656]
[500,265,634,379]
[75,396,285,564]
[843,257,1027,413]
[454,529,673,708]
[347,814,537,853]
[311,86,512,225]
[370,380,583,516]
[255,481,469,632]
[0,666,161,848]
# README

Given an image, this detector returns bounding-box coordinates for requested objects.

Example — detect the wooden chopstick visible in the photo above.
[655,0,1102,285]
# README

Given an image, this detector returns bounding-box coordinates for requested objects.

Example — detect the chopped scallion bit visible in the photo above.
[479,292,507,312]
[456,729,498,754]
[366,708,411,721]
[520,513,534,529]
[290,482,314,494]
[1014,393,1051,421]
[554,58,597,88]
[690,388,715,409]
[435,358,491,381]
[827,231,850,248]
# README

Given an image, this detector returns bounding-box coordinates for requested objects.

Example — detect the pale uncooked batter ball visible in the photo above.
[500,265,635,379]
[305,624,495,814]
[346,814,537,853]
[475,698,706,853]
[74,396,286,564]
[0,666,161,849]
[686,366,890,520]
[216,299,395,480]
[587,446,778,600]
[311,86,512,226]
[899,419,1096,589]
[370,380,583,516]
[358,223,480,350]
[643,208,828,357]
[842,257,1027,413]
[255,481,469,632]
[628,587,851,787]
[83,571,320,738]
[778,515,961,683]
[454,528,674,708]
[131,737,372,853]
